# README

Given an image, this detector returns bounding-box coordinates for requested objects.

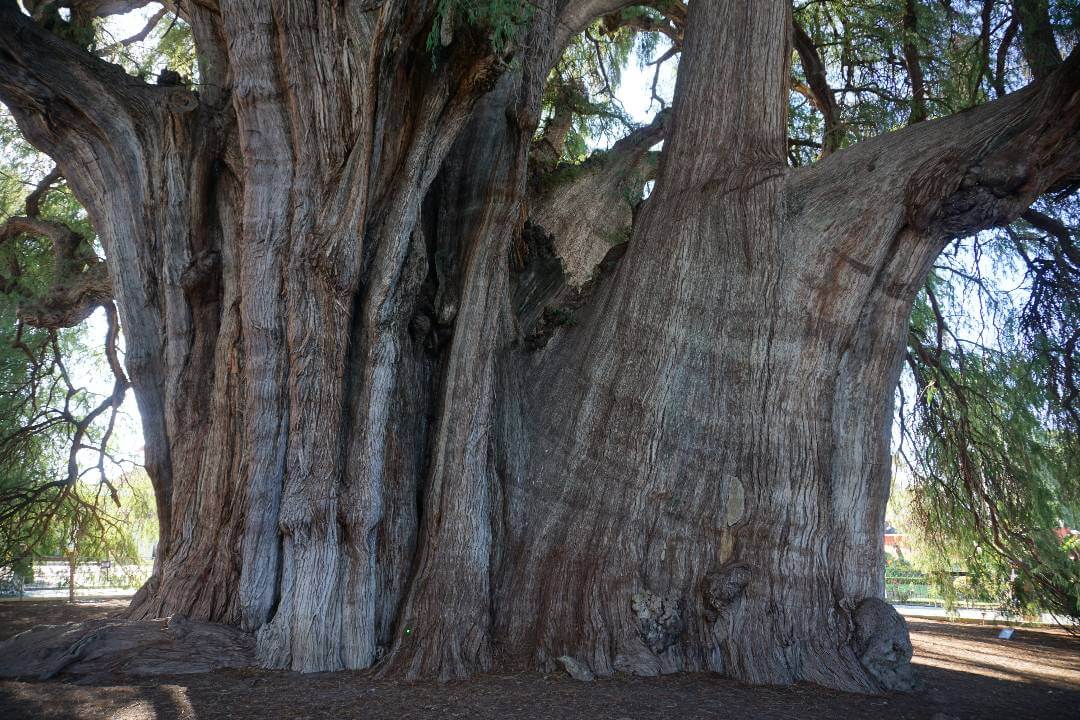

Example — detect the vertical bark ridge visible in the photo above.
[130,108,244,625]
[378,76,526,680]
[216,0,295,636]
[367,1,574,679]
[244,0,515,671]
[496,0,866,688]
[253,0,373,671]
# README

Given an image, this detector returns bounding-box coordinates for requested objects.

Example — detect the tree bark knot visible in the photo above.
[180,250,221,294]
[906,151,1034,238]
[703,563,751,622]
[851,598,920,692]
[631,590,684,654]
[937,158,1032,236]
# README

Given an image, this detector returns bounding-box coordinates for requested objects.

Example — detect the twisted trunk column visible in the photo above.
[0,3,248,622]
[231,1,505,671]
[6,0,1074,687]
[498,0,894,690]
[382,5,562,674]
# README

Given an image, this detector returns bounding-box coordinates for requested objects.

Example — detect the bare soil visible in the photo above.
[0,600,1076,719]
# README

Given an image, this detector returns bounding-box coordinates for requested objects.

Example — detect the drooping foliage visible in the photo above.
[0,112,147,567]
[897,196,1079,622]
[427,0,536,56]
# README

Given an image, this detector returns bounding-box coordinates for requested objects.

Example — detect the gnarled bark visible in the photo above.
[530,110,667,284]
[0,216,111,328]
[1,0,1077,694]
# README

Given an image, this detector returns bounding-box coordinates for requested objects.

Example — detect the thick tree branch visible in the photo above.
[599,4,685,47]
[60,0,153,19]
[793,45,1080,252]
[24,167,62,218]
[902,0,928,124]
[0,1,189,196]
[96,6,168,57]
[0,4,199,570]
[531,77,586,170]
[1013,0,1061,81]
[906,49,1080,239]
[554,0,640,53]
[792,18,842,154]
[0,216,112,328]
[554,0,685,57]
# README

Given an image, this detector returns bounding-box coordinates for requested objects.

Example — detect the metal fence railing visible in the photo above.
[1,557,154,599]
[884,574,1003,611]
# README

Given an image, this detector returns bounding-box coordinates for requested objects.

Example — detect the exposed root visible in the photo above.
[0,615,255,681]
[556,655,596,681]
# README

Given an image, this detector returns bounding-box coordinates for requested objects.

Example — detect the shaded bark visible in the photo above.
[1,0,1077,694]
[902,0,928,124]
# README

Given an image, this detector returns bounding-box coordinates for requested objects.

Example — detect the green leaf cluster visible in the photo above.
[428,0,534,56]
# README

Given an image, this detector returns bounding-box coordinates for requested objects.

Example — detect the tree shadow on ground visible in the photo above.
[0,660,1077,720]
[0,606,1075,720]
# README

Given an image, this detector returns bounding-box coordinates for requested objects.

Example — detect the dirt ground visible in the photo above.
[0,600,1076,719]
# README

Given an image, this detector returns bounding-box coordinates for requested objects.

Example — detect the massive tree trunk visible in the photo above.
[1,0,1077,693]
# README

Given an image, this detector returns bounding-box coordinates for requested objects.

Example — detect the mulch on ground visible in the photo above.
[0,600,1076,719]
[0,598,129,638]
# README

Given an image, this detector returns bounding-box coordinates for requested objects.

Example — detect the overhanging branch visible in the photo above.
[554,0,639,53]
[0,216,112,329]
[0,1,186,201]
[793,45,1080,249]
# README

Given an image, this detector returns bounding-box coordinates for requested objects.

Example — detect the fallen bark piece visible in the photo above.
[0,616,255,680]
[557,655,595,682]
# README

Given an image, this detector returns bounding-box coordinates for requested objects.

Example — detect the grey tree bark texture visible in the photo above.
[1,0,1078,693]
